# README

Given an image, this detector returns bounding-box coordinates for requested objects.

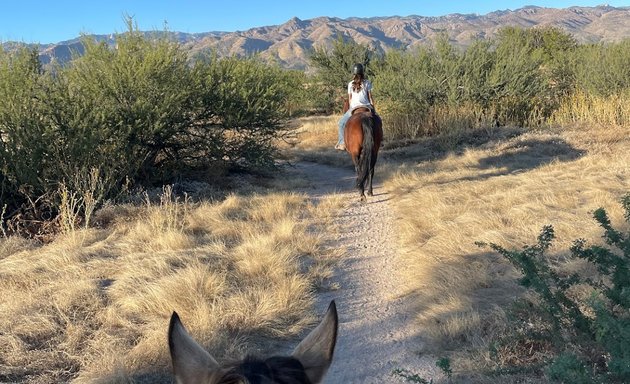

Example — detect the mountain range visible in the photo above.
[4,5,630,71]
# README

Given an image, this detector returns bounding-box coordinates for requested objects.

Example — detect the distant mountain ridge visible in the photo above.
[4,5,630,70]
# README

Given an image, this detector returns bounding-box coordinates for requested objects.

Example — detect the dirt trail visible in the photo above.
[288,162,444,384]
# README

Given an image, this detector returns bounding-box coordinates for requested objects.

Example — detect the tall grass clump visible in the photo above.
[550,38,630,127]
[551,91,630,127]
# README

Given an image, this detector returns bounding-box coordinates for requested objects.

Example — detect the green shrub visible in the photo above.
[0,22,292,236]
[198,55,289,169]
[547,353,593,384]
[0,47,51,210]
[375,46,435,117]
[361,27,583,139]
[308,34,377,113]
[573,40,630,97]
[478,194,630,382]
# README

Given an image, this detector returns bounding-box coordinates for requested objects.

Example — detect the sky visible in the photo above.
[1,1,628,44]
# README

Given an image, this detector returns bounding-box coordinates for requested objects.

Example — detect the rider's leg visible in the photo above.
[336,110,351,149]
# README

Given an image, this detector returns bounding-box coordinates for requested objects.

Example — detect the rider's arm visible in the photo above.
[368,91,375,110]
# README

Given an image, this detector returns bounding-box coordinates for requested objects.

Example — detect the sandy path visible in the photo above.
[288,161,444,384]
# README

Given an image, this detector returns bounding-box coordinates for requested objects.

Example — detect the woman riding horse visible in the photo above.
[337,64,383,202]
[335,63,375,151]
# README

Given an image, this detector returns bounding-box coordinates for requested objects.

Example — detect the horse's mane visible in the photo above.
[209,355,312,384]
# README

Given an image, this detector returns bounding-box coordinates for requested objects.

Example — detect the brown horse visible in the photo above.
[168,301,338,384]
[343,100,383,202]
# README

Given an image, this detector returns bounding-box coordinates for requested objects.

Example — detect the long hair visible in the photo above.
[351,73,365,92]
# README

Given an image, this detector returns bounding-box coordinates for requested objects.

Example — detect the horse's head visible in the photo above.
[168,301,338,384]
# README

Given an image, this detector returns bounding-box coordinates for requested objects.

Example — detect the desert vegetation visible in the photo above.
[1,19,629,383]
[0,21,303,239]
[0,182,344,382]
[384,122,629,383]
[286,27,630,383]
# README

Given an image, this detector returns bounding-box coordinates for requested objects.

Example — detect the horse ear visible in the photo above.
[168,312,219,384]
[292,301,338,384]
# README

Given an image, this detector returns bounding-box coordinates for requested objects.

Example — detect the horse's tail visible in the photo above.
[356,115,374,189]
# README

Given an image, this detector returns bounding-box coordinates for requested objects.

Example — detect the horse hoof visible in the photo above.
[367,191,373,197]
[360,195,367,203]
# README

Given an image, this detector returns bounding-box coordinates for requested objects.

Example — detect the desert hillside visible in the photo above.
[4,5,629,69]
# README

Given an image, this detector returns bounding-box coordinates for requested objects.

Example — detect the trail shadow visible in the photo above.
[284,160,396,206]
[383,126,528,164]
[477,138,586,174]
[408,249,525,320]
[382,128,587,188]
[367,194,393,204]
[396,246,585,381]
[426,137,588,187]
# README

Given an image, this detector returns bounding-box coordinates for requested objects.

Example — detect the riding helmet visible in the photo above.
[352,63,364,75]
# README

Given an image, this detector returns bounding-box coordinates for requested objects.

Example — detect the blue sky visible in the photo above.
[2,1,628,44]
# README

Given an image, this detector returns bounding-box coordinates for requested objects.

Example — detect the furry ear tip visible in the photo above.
[328,300,337,315]
[169,312,181,331]
[326,301,338,331]
[168,311,186,352]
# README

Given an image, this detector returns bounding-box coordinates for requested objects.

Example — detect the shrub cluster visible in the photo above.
[0,26,294,236]
[308,27,630,138]
[479,194,630,383]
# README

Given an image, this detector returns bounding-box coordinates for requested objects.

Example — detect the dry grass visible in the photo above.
[385,123,630,379]
[279,114,351,167]
[3,108,628,382]
[283,112,629,381]
[382,102,497,143]
[0,179,344,383]
[550,92,630,127]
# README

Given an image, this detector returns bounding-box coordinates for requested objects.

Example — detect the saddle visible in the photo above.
[350,105,374,115]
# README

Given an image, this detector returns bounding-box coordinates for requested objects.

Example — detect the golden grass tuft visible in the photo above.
[550,91,630,127]
[279,115,352,167]
[0,185,341,383]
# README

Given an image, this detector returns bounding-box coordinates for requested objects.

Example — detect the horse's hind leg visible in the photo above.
[367,155,377,196]
[367,167,374,196]
[356,175,366,202]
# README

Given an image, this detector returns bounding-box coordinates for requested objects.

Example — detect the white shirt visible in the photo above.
[347,80,372,109]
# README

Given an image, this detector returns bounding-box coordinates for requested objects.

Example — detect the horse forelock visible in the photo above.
[210,355,312,384]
